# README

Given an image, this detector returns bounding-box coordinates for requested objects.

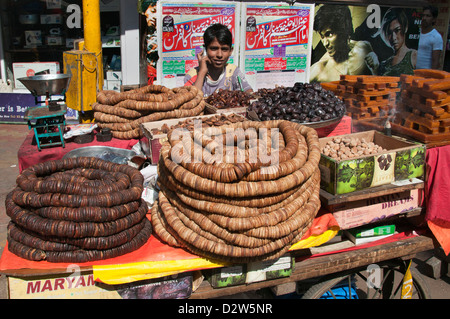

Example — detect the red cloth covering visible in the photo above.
[18,129,139,172]
[425,145,450,255]
[0,213,339,276]
[0,217,200,274]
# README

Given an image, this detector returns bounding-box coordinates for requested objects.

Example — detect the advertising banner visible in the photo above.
[240,3,315,90]
[0,93,78,123]
[0,93,36,123]
[156,0,240,88]
[310,4,422,82]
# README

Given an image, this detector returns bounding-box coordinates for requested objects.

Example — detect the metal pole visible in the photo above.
[82,0,103,90]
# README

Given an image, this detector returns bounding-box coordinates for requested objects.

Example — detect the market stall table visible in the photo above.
[4,117,448,298]
[0,212,339,298]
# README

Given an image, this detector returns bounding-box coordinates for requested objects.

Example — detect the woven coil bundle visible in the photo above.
[152,119,321,263]
[93,85,206,139]
[5,157,152,263]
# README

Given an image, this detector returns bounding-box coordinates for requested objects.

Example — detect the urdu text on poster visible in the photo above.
[240,3,315,90]
[157,0,240,88]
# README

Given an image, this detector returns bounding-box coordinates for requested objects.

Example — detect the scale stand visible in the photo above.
[24,104,67,151]
[18,74,71,151]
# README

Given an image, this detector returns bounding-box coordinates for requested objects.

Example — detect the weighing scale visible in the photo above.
[18,74,71,151]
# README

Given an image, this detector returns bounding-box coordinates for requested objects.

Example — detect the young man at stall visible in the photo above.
[416,5,443,70]
[184,23,253,96]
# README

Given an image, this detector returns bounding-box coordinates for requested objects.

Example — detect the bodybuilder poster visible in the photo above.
[310,4,421,82]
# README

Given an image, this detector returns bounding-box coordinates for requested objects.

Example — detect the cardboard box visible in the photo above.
[13,62,60,90]
[139,113,245,164]
[102,36,121,48]
[40,14,62,24]
[24,30,42,47]
[246,254,294,284]
[66,38,75,49]
[205,254,294,288]
[315,115,352,138]
[45,36,63,46]
[106,79,121,91]
[106,70,122,81]
[327,188,423,230]
[319,131,426,195]
[204,265,246,288]
[8,270,193,299]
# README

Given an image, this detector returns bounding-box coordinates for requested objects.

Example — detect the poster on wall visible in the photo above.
[310,4,422,82]
[156,0,240,88]
[0,93,35,123]
[240,3,315,90]
[0,93,78,123]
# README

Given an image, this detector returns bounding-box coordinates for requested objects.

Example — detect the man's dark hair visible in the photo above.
[203,23,233,48]
[423,5,439,19]
[313,5,353,38]
[381,8,409,47]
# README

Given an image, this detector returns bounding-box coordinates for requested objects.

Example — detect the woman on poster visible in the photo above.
[368,8,417,76]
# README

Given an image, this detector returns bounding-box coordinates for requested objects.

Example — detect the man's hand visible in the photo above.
[365,51,379,75]
[191,49,211,92]
[197,50,210,76]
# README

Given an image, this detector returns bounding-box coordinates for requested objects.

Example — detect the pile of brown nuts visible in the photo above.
[321,136,386,161]
[150,113,246,135]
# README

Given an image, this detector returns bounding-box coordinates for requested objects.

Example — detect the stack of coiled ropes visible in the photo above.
[93,85,205,139]
[6,157,152,263]
[152,120,321,263]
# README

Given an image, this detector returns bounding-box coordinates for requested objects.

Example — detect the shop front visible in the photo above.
[0,0,145,123]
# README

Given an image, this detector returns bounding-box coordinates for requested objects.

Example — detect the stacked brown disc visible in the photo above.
[93,85,206,139]
[152,120,321,263]
[5,157,152,263]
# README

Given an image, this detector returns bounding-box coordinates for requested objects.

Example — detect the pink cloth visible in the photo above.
[425,145,450,254]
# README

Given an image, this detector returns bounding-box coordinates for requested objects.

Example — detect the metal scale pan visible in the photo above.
[18,73,71,97]
[19,74,72,151]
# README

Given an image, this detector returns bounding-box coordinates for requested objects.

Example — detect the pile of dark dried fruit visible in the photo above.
[206,89,253,109]
[249,82,346,123]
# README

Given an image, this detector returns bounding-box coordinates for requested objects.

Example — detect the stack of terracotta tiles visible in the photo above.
[396,69,450,142]
[321,75,400,120]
